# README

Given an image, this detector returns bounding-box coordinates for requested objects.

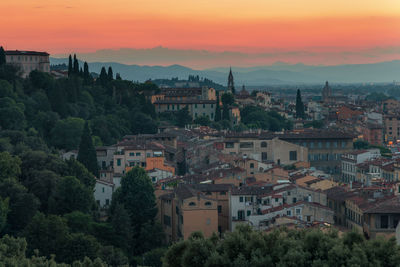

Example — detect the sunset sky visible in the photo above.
[1,0,400,67]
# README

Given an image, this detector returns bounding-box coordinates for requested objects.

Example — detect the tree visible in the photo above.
[176,106,192,127]
[0,46,6,65]
[23,213,69,257]
[83,62,91,85]
[73,54,79,74]
[98,67,108,87]
[77,122,99,177]
[61,233,101,264]
[50,117,85,150]
[0,197,9,233]
[107,66,113,81]
[111,203,132,251]
[295,89,305,119]
[112,167,157,228]
[194,115,211,126]
[0,178,39,233]
[68,55,73,76]
[49,176,94,215]
[0,151,21,180]
[67,158,96,188]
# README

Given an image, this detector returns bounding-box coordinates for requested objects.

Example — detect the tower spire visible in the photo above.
[227,67,235,94]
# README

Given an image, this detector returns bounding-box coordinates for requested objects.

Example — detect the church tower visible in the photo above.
[322,81,332,103]
[227,67,235,94]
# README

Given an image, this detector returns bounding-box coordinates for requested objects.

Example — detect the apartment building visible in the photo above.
[341,149,380,183]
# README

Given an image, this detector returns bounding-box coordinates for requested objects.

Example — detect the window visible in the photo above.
[239,196,244,202]
[293,197,297,203]
[102,187,105,193]
[129,152,135,156]
[247,210,251,216]
[205,201,212,206]
[289,151,297,161]
[239,142,254,148]
[220,191,226,195]
[275,198,279,202]
[117,159,121,166]
[261,141,267,148]
[206,218,211,225]
[326,142,330,148]
[225,142,234,148]
[318,142,322,148]
[307,215,311,222]
[106,199,109,205]
[250,163,254,168]
[296,208,301,215]
[136,152,141,156]
[342,141,347,148]
[237,210,244,220]
[129,162,135,167]
[381,215,389,229]
[218,205,222,213]
[195,104,198,108]
[287,210,291,216]
[262,152,268,161]
[167,104,170,110]
[141,162,146,167]
[211,113,214,119]
[189,202,196,206]
[310,142,314,148]
[203,104,205,108]
[172,104,175,110]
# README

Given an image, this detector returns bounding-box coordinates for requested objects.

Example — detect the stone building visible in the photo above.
[5,50,50,77]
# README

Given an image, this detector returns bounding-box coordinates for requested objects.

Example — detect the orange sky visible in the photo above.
[1,0,400,66]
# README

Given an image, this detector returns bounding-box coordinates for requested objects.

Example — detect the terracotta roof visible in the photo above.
[5,50,49,56]
[364,196,400,214]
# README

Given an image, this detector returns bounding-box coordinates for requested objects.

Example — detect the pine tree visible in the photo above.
[68,55,73,77]
[215,92,221,121]
[73,54,79,74]
[77,122,99,177]
[295,89,305,119]
[107,66,113,81]
[0,46,6,65]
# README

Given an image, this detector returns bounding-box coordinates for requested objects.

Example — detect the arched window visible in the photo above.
[261,141,267,148]
[189,202,196,206]
[205,202,212,206]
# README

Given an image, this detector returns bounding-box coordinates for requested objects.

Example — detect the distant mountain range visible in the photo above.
[50,58,400,85]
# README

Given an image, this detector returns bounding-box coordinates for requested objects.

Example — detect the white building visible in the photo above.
[341,149,380,183]
[5,50,50,78]
[94,179,114,207]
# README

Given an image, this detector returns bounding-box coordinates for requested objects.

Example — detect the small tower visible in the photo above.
[322,81,332,103]
[227,67,235,94]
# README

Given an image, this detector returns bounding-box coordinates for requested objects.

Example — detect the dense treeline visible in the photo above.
[0,50,166,265]
[163,225,400,267]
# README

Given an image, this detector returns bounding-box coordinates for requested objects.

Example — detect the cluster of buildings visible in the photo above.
[56,66,400,242]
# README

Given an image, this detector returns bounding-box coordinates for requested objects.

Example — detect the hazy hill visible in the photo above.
[50,58,400,85]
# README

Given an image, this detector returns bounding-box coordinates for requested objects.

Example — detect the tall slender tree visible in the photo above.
[99,67,108,86]
[107,66,113,81]
[68,55,73,77]
[295,89,305,119]
[83,62,91,85]
[73,54,79,74]
[77,122,99,177]
[0,46,6,65]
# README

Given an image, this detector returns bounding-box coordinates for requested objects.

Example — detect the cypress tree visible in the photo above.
[68,55,73,77]
[107,66,113,81]
[79,67,83,77]
[215,92,221,121]
[83,62,91,85]
[77,122,99,177]
[0,46,6,65]
[73,54,79,74]
[116,73,122,80]
[99,67,108,86]
[222,105,230,121]
[295,89,305,119]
